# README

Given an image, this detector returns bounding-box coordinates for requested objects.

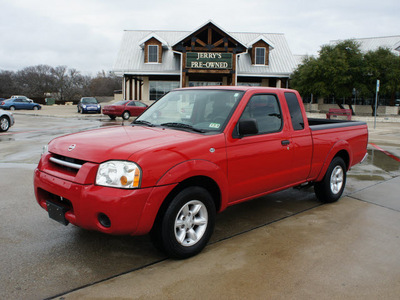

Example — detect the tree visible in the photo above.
[16,65,55,98]
[89,71,121,96]
[0,70,17,97]
[292,41,400,116]
[0,64,120,102]
[51,65,68,101]
[364,47,400,114]
[291,40,364,114]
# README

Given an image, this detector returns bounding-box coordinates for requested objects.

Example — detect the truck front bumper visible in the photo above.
[34,168,175,235]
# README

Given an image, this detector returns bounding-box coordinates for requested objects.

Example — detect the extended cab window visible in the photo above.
[284,92,304,130]
[240,94,282,134]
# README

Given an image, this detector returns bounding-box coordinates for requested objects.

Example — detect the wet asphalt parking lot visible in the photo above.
[1,109,400,299]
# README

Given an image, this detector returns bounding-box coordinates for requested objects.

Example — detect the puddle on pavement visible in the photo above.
[346,148,400,194]
[349,148,400,180]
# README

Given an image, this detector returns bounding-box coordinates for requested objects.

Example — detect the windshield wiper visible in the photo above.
[132,120,154,127]
[160,122,205,133]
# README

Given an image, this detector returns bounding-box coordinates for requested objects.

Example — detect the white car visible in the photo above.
[0,109,15,132]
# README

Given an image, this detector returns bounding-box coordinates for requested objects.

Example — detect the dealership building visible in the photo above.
[113,20,298,101]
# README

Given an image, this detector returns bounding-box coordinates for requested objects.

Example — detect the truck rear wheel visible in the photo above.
[314,157,346,203]
[152,186,215,259]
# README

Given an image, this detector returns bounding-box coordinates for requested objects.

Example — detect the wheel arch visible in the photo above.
[149,175,221,238]
[160,176,221,215]
[316,141,351,182]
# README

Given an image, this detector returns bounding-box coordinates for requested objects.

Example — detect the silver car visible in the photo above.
[0,109,15,132]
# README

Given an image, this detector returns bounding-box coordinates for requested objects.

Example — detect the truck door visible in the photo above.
[226,93,294,203]
[283,92,313,182]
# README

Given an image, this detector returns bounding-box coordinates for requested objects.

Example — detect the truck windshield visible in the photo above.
[134,89,244,133]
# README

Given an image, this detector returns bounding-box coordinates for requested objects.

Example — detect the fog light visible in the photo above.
[98,213,111,228]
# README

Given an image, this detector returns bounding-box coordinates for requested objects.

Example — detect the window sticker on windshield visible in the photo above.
[209,123,221,129]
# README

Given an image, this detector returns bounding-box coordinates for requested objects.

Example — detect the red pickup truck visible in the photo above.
[34,87,368,258]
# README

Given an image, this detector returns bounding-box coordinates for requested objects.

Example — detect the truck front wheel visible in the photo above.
[314,157,347,203]
[154,187,216,259]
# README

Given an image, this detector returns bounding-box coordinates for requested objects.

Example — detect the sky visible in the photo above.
[0,0,398,76]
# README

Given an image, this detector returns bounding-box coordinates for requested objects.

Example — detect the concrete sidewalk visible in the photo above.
[60,178,400,300]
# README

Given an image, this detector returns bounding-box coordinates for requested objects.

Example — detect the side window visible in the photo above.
[284,92,304,130]
[128,101,136,106]
[240,94,282,134]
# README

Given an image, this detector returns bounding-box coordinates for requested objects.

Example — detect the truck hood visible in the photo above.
[48,125,209,163]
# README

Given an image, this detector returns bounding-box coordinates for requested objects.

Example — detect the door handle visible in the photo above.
[281,140,290,146]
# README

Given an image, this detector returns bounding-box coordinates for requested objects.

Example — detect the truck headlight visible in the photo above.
[96,161,141,189]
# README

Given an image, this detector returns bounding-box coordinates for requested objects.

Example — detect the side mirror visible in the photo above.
[238,118,258,136]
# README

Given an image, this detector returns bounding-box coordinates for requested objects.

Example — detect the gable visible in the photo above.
[172,21,246,53]
[250,40,271,65]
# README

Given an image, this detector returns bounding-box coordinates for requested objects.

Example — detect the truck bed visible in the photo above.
[308,118,367,131]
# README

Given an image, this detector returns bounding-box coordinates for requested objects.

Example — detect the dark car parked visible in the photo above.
[0,98,41,111]
[77,97,101,114]
[102,100,148,120]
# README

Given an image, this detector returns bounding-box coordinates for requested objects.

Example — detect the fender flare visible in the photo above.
[315,140,352,182]
[135,160,229,235]
[156,159,229,210]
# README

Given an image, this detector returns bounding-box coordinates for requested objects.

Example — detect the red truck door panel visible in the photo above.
[283,92,313,182]
[226,94,294,203]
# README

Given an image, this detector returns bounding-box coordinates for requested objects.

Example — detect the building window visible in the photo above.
[148,45,158,63]
[237,82,261,86]
[255,47,266,65]
[149,81,180,101]
[189,81,222,87]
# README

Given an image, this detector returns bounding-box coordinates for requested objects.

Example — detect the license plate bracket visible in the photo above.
[46,200,69,225]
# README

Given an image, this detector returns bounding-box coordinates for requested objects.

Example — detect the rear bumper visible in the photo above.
[34,168,174,235]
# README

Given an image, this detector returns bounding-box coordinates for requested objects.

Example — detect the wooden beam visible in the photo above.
[185,47,235,52]
[208,27,212,45]
[213,38,224,47]
[196,38,206,47]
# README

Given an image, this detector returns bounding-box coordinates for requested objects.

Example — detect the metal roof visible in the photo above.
[331,35,400,56]
[113,28,298,78]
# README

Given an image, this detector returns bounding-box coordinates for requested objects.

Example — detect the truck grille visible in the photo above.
[49,154,87,173]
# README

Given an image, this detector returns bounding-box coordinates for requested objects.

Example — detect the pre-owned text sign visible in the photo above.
[186,52,232,69]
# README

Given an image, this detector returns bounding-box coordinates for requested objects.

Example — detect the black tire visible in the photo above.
[0,116,10,132]
[108,115,116,120]
[153,186,216,259]
[122,111,130,120]
[314,157,347,203]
